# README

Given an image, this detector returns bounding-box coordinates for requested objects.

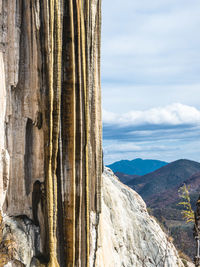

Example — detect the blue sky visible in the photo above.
[101,0,200,164]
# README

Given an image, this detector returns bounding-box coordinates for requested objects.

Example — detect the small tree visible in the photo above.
[178,184,195,223]
[178,185,200,266]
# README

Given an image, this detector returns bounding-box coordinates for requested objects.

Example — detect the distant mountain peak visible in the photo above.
[107,158,168,176]
[131,158,142,161]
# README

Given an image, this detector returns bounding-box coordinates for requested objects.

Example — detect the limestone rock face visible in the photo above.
[0,0,102,266]
[96,168,185,267]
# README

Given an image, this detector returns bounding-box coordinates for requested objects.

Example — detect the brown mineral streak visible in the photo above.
[78,1,90,266]
[74,2,83,265]
[64,0,76,265]
[0,0,102,266]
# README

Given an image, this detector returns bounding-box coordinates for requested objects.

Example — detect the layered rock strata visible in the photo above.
[0,0,102,266]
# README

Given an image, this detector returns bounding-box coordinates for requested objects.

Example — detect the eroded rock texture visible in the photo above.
[96,168,186,267]
[0,0,102,266]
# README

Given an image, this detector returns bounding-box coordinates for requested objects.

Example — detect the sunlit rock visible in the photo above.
[96,168,185,267]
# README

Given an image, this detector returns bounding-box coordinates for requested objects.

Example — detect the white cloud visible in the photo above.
[103,103,200,127]
[101,0,200,164]
[103,103,200,164]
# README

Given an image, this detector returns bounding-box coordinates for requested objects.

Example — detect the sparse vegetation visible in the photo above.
[181,259,189,267]
[178,249,192,266]
[178,184,195,223]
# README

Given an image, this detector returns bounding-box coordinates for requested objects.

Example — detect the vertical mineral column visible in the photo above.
[43,0,62,265]
[62,0,76,265]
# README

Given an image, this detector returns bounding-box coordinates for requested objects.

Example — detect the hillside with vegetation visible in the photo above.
[115,159,200,260]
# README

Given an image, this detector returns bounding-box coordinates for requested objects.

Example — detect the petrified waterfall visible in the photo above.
[0,1,102,266]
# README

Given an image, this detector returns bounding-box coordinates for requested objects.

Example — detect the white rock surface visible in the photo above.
[96,168,184,267]
[0,51,8,209]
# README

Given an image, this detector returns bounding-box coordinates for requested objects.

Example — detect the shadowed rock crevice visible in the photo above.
[32,180,42,226]
[24,118,33,196]
[56,149,65,266]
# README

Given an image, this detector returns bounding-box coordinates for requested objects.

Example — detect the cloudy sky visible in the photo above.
[101,0,200,164]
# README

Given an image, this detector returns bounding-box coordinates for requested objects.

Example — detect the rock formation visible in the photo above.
[0,1,193,267]
[0,0,102,266]
[95,168,185,267]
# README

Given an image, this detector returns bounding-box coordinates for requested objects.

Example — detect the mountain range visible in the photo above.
[107,158,168,175]
[113,158,200,260]
[127,159,200,200]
